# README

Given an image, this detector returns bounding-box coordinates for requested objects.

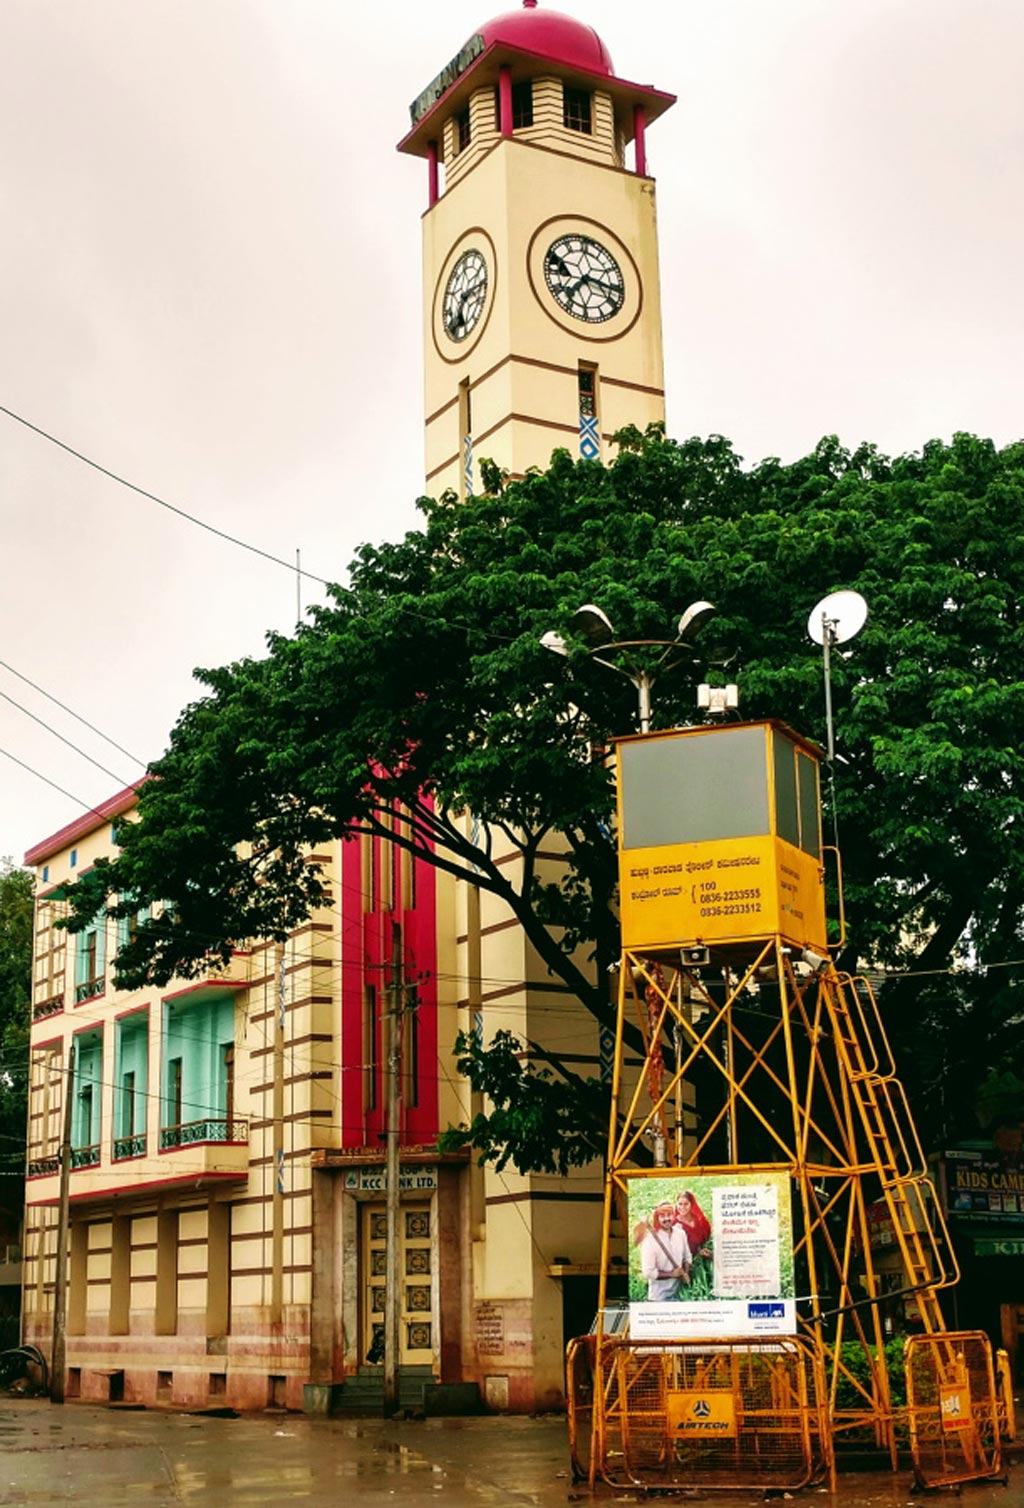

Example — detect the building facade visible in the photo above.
[21,2,674,1413]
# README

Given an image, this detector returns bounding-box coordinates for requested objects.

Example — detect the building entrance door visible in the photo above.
[361,1202,434,1367]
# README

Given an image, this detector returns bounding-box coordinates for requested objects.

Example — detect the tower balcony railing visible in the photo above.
[70,1143,101,1170]
[159,1117,249,1151]
[75,976,105,1004]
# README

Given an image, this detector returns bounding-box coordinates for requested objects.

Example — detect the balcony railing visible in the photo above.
[32,994,64,1022]
[28,1154,60,1178]
[160,1117,249,1151]
[70,1143,101,1170]
[112,1133,147,1161]
[75,976,105,1004]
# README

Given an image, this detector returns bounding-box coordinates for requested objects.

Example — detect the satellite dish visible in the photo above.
[807,590,868,646]
[807,590,868,763]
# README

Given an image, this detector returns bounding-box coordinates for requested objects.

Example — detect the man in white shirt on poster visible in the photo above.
[639,1199,692,1301]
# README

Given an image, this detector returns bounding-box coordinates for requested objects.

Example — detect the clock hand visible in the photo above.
[450,283,482,332]
[578,273,621,296]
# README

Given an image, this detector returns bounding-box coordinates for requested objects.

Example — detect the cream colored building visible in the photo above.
[21,1,675,1414]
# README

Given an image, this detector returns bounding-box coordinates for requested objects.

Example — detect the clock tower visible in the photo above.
[397,5,677,1414]
[398,0,675,495]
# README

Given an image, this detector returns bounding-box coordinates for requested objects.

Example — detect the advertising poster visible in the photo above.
[627,1170,796,1339]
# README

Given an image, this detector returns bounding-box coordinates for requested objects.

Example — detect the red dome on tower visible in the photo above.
[477,1,614,78]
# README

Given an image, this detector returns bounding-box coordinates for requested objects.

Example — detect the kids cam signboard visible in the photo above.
[627,1171,796,1339]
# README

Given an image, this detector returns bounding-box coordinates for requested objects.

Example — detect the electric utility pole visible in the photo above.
[383,920,403,1416]
[51,1038,76,1404]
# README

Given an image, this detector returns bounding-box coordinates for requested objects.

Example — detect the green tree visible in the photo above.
[0,861,33,1211]
[65,430,1024,1166]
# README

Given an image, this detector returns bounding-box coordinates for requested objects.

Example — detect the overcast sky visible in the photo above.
[1,0,1022,866]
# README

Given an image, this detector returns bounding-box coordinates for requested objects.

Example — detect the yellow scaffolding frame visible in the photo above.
[580,939,999,1489]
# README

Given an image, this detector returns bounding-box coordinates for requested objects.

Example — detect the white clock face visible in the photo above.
[543,235,625,324]
[443,249,488,341]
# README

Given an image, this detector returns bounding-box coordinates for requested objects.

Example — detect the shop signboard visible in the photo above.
[343,1166,438,1193]
[942,1149,1024,1220]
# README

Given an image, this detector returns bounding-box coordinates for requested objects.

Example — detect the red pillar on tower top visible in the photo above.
[498,66,513,137]
[427,141,439,206]
[633,104,647,177]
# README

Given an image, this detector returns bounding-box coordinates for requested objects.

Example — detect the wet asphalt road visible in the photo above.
[0,1401,1021,1507]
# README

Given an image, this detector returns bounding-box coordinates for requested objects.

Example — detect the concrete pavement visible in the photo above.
[0,1400,1020,1506]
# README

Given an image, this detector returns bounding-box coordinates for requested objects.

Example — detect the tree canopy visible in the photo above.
[0,861,32,1213]
[67,429,1024,1162]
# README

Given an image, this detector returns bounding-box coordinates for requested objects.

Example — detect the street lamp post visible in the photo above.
[541,601,716,732]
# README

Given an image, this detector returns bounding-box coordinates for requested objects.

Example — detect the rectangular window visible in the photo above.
[620,726,771,849]
[456,107,471,153]
[42,865,49,883]
[379,816,394,913]
[578,365,596,418]
[72,1029,105,1156]
[69,849,77,868]
[169,1057,183,1128]
[512,81,533,129]
[121,1071,136,1137]
[74,1087,93,1153]
[364,985,378,1112]
[796,750,821,858]
[362,833,375,913]
[773,734,821,858]
[400,810,416,911]
[74,915,105,1002]
[223,1043,235,1126]
[773,734,800,850]
[459,378,473,499]
[563,86,592,134]
[117,902,149,953]
[579,365,600,459]
[114,1010,148,1155]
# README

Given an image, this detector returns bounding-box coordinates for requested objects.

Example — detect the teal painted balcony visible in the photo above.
[157,1116,250,1180]
[112,1132,147,1161]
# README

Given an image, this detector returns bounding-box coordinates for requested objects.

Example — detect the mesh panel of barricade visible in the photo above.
[590,1336,829,1491]
[565,1336,595,1482]
[905,1330,1002,1488]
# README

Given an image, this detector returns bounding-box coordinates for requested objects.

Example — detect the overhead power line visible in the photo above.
[0,744,136,826]
[0,402,332,589]
[0,402,524,648]
[0,657,144,766]
[0,685,134,787]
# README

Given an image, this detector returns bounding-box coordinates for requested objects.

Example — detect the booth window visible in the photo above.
[563,87,592,135]
[773,734,820,857]
[512,81,533,128]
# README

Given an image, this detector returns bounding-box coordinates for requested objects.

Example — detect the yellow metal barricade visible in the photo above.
[565,1335,595,1482]
[995,1348,1016,1443]
[904,1330,1003,1489]
[587,1335,832,1492]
